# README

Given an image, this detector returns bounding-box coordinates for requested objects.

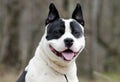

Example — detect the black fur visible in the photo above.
[72,3,84,26]
[16,71,27,82]
[46,19,65,40]
[70,21,83,38]
[45,3,60,25]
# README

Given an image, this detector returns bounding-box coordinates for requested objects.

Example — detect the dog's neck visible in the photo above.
[47,58,76,74]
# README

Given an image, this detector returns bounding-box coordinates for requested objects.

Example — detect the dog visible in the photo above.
[17,3,85,82]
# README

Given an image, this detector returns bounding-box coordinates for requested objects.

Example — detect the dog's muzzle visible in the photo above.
[49,45,79,61]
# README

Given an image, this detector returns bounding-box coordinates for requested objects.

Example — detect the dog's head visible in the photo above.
[41,3,85,64]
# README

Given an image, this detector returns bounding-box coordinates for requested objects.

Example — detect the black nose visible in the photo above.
[64,38,74,48]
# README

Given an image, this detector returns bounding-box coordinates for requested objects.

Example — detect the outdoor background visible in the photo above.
[0,0,120,82]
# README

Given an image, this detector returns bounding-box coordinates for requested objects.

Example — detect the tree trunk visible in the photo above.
[0,0,22,68]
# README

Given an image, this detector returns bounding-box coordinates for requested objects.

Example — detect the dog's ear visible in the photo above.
[72,3,84,26]
[45,3,60,25]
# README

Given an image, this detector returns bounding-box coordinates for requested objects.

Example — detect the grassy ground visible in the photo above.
[0,66,120,82]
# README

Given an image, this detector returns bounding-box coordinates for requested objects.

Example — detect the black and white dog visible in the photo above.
[17,3,85,82]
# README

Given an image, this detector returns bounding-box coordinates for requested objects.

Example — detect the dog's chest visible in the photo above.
[26,67,75,82]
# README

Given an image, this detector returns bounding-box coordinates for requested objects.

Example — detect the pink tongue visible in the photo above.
[62,52,75,61]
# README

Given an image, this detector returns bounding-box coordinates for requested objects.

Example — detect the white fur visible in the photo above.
[25,19,85,82]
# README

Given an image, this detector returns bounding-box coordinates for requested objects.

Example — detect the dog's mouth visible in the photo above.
[49,45,79,61]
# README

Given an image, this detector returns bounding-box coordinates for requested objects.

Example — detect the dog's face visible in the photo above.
[42,3,85,64]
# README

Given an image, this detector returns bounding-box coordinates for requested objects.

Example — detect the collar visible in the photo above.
[64,74,68,82]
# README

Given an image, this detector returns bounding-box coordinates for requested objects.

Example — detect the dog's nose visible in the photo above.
[64,38,74,48]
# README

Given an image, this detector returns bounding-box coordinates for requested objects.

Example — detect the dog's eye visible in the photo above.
[74,31,80,34]
[73,30,80,35]
[53,30,60,34]
[53,29,64,34]
[72,31,82,38]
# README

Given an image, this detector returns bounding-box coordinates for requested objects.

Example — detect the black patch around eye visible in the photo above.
[46,19,65,40]
[70,21,83,38]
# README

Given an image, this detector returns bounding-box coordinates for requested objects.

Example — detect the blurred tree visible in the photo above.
[0,0,22,67]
